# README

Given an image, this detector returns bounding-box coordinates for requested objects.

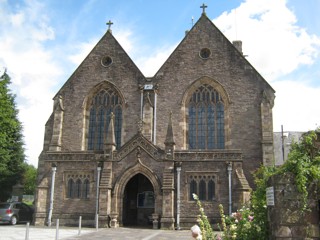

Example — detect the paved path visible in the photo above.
[0,224,93,240]
[65,227,192,240]
[0,224,193,240]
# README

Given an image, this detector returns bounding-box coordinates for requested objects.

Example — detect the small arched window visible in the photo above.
[188,175,217,201]
[75,179,82,198]
[208,179,215,200]
[82,179,90,199]
[88,89,123,150]
[67,179,74,198]
[188,84,225,149]
[199,179,206,200]
[189,179,197,200]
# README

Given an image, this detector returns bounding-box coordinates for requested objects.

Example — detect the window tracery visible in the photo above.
[88,88,122,150]
[188,84,225,149]
[66,174,91,199]
[188,174,216,201]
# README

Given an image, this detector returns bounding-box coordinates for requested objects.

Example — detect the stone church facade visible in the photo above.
[34,9,275,229]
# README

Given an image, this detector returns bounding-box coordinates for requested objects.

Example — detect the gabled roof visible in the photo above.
[54,30,146,99]
[113,133,165,162]
[154,13,275,93]
[54,11,275,100]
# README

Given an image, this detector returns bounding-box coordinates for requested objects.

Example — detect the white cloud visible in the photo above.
[272,80,320,131]
[68,39,98,66]
[116,29,135,54]
[214,0,320,81]
[0,0,62,166]
[135,44,177,77]
[116,29,175,77]
[214,0,320,133]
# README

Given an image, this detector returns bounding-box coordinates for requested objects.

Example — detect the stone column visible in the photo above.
[261,90,275,166]
[34,186,48,226]
[98,162,113,227]
[160,167,175,229]
[49,96,64,151]
[152,213,159,229]
[110,213,119,228]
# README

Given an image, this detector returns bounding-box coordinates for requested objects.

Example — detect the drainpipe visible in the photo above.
[227,162,233,216]
[95,165,102,227]
[48,164,57,227]
[176,165,181,230]
[153,91,157,145]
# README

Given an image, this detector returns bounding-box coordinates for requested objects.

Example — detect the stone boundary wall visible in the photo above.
[268,173,319,239]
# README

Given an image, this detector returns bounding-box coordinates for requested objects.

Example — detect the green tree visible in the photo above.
[22,164,37,195]
[0,69,26,201]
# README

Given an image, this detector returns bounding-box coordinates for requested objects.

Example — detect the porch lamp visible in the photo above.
[48,163,57,227]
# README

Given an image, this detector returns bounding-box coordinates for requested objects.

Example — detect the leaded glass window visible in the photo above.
[189,175,216,201]
[188,84,225,149]
[67,179,74,198]
[88,89,122,150]
[75,179,82,198]
[82,179,90,199]
[66,174,91,199]
[189,179,197,200]
[199,179,206,200]
[208,179,215,200]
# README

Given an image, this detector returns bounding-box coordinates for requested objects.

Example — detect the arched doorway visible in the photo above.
[122,173,154,227]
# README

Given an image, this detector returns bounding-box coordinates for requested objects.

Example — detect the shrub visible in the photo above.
[192,128,320,240]
[193,193,215,240]
[219,204,263,240]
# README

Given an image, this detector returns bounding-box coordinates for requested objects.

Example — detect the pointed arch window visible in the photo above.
[88,89,123,150]
[199,179,206,200]
[188,84,225,149]
[208,179,215,200]
[66,176,91,199]
[75,179,82,198]
[67,179,74,198]
[82,179,90,199]
[189,179,197,200]
[188,175,217,201]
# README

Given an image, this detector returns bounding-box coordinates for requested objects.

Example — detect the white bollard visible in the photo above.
[25,222,30,240]
[95,214,99,231]
[78,216,82,236]
[55,219,59,240]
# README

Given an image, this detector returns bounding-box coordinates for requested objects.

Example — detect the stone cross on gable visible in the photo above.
[106,20,113,31]
[200,3,208,15]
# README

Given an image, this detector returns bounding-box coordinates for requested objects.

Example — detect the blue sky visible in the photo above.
[1,0,320,166]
